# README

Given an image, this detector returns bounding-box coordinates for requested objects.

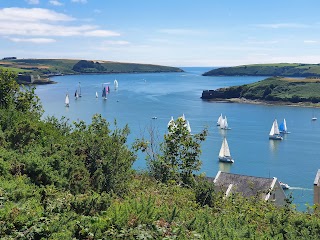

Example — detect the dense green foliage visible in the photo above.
[72,60,106,73]
[203,63,320,77]
[203,77,320,103]
[1,70,320,239]
[0,58,183,80]
[134,117,208,185]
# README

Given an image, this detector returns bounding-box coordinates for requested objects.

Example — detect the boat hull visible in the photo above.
[269,135,283,140]
[219,156,234,163]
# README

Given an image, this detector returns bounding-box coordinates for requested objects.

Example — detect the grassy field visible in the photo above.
[203,63,320,77]
[0,58,182,78]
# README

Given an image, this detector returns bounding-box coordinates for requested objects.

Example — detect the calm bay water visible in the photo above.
[35,67,320,210]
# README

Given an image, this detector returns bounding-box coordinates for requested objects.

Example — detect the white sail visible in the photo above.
[65,94,69,106]
[168,116,175,128]
[96,91,98,98]
[224,116,228,129]
[220,118,226,129]
[114,79,118,89]
[274,119,280,135]
[180,113,186,121]
[283,119,287,132]
[186,120,191,133]
[269,119,280,135]
[269,121,275,135]
[217,113,223,126]
[219,138,231,158]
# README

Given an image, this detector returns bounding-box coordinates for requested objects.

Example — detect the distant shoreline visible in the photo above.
[202,97,320,108]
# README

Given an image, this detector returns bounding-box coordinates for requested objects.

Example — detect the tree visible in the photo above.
[0,70,19,109]
[71,114,136,195]
[135,116,208,185]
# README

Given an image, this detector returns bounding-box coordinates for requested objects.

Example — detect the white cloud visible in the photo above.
[0,8,120,38]
[8,37,56,43]
[49,0,63,6]
[0,8,74,22]
[304,40,317,44]
[158,28,205,35]
[83,30,120,37]
[26,0,40,4]
[255,23,309,29]
[71,0,87,3]
[247,40,279,45]
[103,40,130,45]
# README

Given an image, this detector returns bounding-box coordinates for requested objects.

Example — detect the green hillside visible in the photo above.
[201,77,320,103]
[0,58,183,83]
[2,70,320,239]
[203,63,320,77]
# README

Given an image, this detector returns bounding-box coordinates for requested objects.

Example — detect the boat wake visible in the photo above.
[287,187,313,191]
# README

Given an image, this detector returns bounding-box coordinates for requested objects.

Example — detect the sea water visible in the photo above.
[35,67,319,211]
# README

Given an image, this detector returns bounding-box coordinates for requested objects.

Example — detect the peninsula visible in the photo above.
[201,77,320,106]
[203,63,320,77]
[0,58,183,84]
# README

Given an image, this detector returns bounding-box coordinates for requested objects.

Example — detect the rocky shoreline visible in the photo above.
[202,97,320,108]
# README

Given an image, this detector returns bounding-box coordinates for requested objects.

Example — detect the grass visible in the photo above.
[203,63,320,77]
[0,59,182,78]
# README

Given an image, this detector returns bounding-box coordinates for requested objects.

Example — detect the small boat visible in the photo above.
[114,79,118,90]
[220,116,231,130]
[95,91,98,98]
[152,116,157,119]
[217,113,223,126]
[269,119,283,140]
[279,118,290,134]
[65,93,70,107]
[218,137,234,163]
[279,181,290,190]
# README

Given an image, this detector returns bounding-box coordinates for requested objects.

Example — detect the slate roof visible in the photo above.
[209,171,276,200]
[314,169,320,186]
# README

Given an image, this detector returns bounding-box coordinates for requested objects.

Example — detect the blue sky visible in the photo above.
[1,0,320,66]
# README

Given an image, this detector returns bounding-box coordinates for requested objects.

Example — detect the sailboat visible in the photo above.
[269,119,283,140]
[218,138,234,163]
[220,116,231,130]
[279,118,290,134]
[65,93,70,107]
[186,120,191,133]
[95,91,98,98]
[114,79,118,90]
[168,116,175,128]
[217,113,223,126]
[74,90,79,99]
[102,86,107,100]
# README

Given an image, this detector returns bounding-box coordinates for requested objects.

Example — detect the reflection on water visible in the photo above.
[269,139,280,153]
[219,161,232,172]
